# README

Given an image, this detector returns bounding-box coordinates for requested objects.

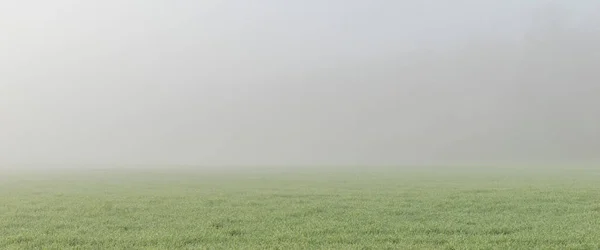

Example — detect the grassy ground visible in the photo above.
[1,166,600,249]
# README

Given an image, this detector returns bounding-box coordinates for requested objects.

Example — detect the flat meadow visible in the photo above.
[1,165,600,249]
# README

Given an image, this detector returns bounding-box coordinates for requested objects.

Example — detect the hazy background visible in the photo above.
[2,0,599,167]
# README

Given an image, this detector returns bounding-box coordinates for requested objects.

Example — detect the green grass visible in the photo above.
[1,166,600,249]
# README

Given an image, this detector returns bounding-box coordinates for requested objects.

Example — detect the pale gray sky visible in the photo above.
[1,1,599,166]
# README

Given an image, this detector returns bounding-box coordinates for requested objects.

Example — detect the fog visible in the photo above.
[1,1,599,167]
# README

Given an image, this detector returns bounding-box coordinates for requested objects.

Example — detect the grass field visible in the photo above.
[1,166,600,249]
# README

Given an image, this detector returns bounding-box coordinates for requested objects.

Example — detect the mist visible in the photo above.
[2,0,599,167]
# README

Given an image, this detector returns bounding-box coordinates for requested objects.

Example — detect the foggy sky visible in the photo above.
[2,1,599,167]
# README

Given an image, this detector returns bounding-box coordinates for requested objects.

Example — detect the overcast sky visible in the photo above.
[1,1,599,167]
